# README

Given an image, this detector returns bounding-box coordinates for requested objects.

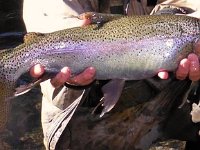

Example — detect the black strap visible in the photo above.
[147,0,157,6]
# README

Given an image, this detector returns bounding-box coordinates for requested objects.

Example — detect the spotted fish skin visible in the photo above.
[0,14,200,132]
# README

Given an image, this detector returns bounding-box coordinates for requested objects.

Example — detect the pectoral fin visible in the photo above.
[14,78,42,96]
[100,79,125,117]
[14,72,57,96]
[23,32,45,43]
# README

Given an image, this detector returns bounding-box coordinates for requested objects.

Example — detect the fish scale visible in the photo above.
[0,14,200,141]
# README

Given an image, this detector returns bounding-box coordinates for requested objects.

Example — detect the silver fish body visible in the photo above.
[1,15,200,83]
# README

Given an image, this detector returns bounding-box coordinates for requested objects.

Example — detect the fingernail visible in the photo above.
[61,67,71,74]
[179,58,189,66]
[158,71,168,79]
[30,64,44,78]
[51,67,71,88]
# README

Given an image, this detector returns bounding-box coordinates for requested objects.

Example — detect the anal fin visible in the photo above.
[100,79,125,117]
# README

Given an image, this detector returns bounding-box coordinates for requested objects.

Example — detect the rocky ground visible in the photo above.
[5,80,189,150]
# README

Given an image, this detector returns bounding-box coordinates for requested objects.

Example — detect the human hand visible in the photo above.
[176,53,200,81]
[157,54,200,80]
[30,64,96,88]
[158,41,200,81]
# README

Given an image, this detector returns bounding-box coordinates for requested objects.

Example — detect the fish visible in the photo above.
[0,14,200,143]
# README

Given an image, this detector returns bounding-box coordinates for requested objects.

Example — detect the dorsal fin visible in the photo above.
[23,32,45,43]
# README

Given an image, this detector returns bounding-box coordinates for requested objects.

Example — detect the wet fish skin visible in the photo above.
[0,14,200,132]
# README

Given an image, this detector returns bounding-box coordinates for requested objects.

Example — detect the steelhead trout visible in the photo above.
[0,14,200,136]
